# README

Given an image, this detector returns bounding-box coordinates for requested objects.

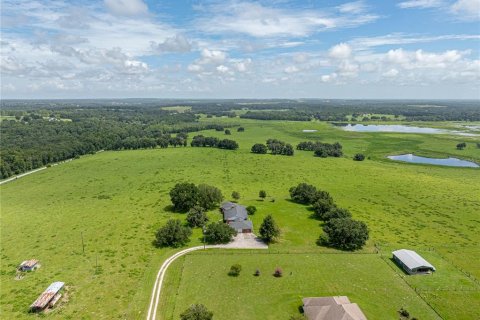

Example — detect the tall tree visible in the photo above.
[259,214,280,243]
[155,219,192,248]
[169,182,200,212]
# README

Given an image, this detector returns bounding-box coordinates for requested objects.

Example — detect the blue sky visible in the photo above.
[1,0,479,99]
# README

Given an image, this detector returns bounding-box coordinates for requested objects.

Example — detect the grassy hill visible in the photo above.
[1,119,479,319]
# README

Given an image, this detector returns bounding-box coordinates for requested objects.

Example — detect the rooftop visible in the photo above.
[221,202,248,221]
[302,296,367,320]
[392,249,436,272]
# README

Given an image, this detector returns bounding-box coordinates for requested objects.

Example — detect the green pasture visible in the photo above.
[1,119,479,319]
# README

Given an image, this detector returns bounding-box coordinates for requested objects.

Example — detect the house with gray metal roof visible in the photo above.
[302,296,367,320]
[220,202,252,233]
[392,249,436,275]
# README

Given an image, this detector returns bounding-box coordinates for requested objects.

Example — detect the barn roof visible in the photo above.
[392,249,435,271]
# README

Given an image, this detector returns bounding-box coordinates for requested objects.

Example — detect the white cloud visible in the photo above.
[216,65,230,73]
[451,0,480,21]
[337,1,368,14]
[329,43,352,59]
[383,68,399,77]
[397,0,444,9]
[284,66,300,73]
[199,49,227,65]
[321,73,338,82]
[151,34,192,53]
[104,0,148,16]
[196,1,378,38]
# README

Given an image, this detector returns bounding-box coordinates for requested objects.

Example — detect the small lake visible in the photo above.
[338,124,477,136]
[302,129,318,133]
[388,154,479,168]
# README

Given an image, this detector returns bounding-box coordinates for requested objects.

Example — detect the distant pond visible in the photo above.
[388,154,479,168]
[337,124,477,136]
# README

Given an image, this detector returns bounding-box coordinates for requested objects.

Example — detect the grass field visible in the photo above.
[1,119,479,319]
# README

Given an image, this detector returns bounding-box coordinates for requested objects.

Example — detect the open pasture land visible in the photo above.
[1,119,479,319]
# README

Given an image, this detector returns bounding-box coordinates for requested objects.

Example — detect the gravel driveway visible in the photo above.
[213,233,268,249]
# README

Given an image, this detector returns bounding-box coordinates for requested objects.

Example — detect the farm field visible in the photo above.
[1,119,479,319]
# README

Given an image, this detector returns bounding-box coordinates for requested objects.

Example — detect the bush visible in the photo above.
[259,190,267,200]
[155,219,192,248]
[246,205,257,215]
[321,218,369,251]
[224,129,231,135]
[180,304,213,320]
[259,214,280,243]
[254,269,261,276]
[169,182,199,212]
[228,264,242,276]
[231,191,240,202]
[274,267,283,277]
[251,143,268,154]
[237,127,245,132]
[353,153,365,161]
[205,221,236,244]
[456,142,466,150]
[186,206,209,228]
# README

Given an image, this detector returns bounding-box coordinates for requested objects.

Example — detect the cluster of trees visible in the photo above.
[353,153,365,161]
[456,142,467,150]
[251,139,294,156]
[0,104,239,178]
[180,304,213,320]
[289,183,369,250]
[296,141,343,157]
[170,183,224,212]
[240,111,311,121]
[190,135,239,150]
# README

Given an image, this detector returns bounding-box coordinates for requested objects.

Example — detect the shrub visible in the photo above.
[246,206,257,215]
[259,190,267,200]
[254,269,260,276]
[180,304,213,320]
[237,127,245,132]
[456,142,466,150]
[274,267,283,277]
[231,191,240,202]
[321,207,352,222]
[186,206,209,228]
[320,218,369,251]
[155,219,192,248]
[353,153,365,161]
[224,129,231,135]
[259,215,280,243]
[205,221,236,244]
[228,264,242,276]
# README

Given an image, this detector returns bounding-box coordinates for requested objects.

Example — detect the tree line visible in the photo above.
[190,135,239,150]
[289,183,369,250]
[296,141,343,157]
[251,139,294,156]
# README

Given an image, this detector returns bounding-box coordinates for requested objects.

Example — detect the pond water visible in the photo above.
[302,129,318,132]
[338,124,477,136]
[388,154,479,168]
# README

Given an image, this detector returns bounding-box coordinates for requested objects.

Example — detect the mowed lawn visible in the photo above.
[160,252,441,320]
[1,119,479,319]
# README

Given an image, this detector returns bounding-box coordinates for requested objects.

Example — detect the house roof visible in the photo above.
[229,219,253,230]
[30,282,64,309]
[221,202,248,221]
[392,249,435,271]
[302,296,367,320]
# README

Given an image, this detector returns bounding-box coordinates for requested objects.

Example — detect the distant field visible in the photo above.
[1,119,479,319]
[160,106,192,112]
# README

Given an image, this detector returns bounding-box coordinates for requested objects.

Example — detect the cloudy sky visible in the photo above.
[1,0,479,99]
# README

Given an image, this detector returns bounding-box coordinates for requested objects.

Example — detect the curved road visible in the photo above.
[146,234,267,320]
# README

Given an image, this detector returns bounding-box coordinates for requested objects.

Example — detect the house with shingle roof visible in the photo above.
[220,202,252,233]
[302,296,367,320]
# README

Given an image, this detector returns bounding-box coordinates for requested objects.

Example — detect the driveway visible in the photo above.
[213,233,268,249]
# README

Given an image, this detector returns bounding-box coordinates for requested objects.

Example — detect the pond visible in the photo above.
[388,154,479,168]
[338,124,477,136]
[302,129,318,132]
